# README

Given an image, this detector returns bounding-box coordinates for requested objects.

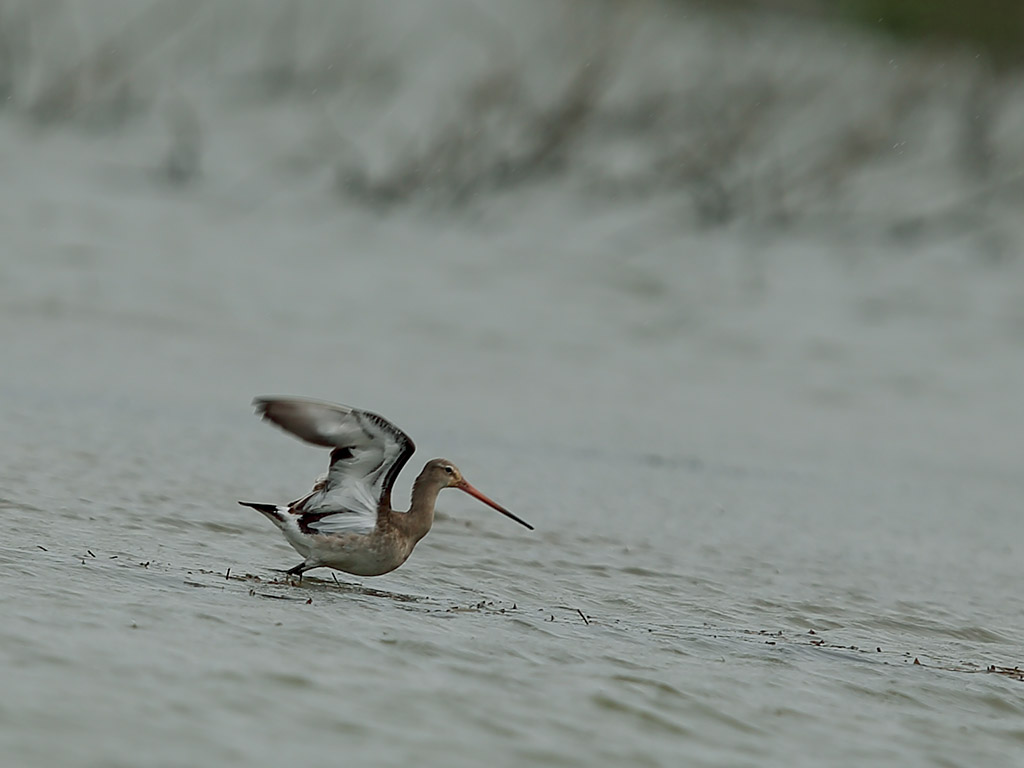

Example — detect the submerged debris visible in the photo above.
[985,665,1024,681]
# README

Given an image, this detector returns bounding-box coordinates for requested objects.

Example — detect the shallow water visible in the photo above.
[3,171,1023,766]
[3,3,1024,767]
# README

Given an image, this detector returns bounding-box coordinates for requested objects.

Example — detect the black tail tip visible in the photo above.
[238,500,279,514]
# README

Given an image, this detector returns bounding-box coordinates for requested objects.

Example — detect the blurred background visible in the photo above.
[4,0,1024,227]
[3,0,1023,468]
[2,2,1023,767]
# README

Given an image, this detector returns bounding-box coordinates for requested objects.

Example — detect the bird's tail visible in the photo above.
[238,500,289,528]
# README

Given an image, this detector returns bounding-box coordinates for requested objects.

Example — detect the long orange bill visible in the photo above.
[458,480,534,531]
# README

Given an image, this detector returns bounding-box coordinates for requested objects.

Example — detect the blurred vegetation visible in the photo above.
[838,0,1024,67]
[717,0,1024,68]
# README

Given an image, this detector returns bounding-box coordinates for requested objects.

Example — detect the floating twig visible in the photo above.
[183,580,224,590]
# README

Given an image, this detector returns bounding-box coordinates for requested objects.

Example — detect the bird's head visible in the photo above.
[425,458,533,530]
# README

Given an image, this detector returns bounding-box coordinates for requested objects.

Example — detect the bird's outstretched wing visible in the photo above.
[254,396,416,534]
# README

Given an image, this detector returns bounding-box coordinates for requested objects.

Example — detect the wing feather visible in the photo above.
[254,396,416,534]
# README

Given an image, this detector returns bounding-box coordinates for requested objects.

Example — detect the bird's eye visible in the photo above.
[444,466,454,474]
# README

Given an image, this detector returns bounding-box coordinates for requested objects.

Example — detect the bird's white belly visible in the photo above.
[282,523,408,576]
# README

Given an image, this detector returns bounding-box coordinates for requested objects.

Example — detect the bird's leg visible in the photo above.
[285,562,307,584]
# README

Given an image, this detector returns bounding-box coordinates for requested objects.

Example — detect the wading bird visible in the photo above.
[239,396,533,577]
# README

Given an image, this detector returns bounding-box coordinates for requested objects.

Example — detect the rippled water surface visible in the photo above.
[3,4,1024,766]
